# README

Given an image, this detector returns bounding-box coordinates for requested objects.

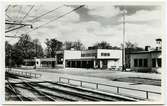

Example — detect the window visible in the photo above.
[144,59,148,67]
[36,61,38,64]
[152,58,156,67]
[101,53,110,56]
[134,59,138,67]
[139,59,142,67]
[157,58,161,67]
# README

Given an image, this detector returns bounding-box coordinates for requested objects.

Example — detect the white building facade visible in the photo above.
[62,49,122,69]
[24,49,122,69]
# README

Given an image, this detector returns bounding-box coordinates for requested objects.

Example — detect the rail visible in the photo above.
[6,68,41,78]
[58,77,161,100]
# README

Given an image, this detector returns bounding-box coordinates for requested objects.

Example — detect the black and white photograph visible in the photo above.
[4,2,165,104]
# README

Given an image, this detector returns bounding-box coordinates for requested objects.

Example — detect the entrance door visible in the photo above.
[102,60,108,69]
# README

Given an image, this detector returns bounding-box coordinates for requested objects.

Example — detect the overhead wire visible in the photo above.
[14,5,23,36]
[5,5,10,12]
[20,5,35,23]
[15,5,35,36]
[29,5,64,23]
[16,6,22,22]
[26,5,84,34]
[14,5,63,36]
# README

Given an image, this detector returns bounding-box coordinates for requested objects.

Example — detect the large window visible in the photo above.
[157,58,162,67]
[134,59,138,67]
[139,59,142,67]
[134,58,148,67]
[144,59,148,67]
[152,58,156,67]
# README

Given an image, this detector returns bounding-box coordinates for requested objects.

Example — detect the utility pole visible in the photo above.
[9,49,12,71]
[122,7,126,71]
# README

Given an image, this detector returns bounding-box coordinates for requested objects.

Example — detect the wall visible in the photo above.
[63,50,81,68]
[151,52,162,73]
[81,49,97,59]
[97,49,122,69]
[35,58,41,68]
[97,49,122,59]
[130,52,161,73]
[64,50,81,60]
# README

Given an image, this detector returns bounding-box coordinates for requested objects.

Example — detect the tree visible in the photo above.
[90,41,120,50]
[63,40,85,50]
[122,41,144,68]
[45,38,63,67]
[5,41,13,67]
[63,41,73,50]
[45,38,63,58]
[5,34,44,67]
[73,40,85,50]
[95,41,110,49]
[32,39,44,58]
[15,34,33,59]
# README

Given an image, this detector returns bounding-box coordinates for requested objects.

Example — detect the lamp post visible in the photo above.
[122,7,127,71]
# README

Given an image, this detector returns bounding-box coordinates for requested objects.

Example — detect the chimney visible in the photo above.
[155,38,162,51]
[145,46,151,51]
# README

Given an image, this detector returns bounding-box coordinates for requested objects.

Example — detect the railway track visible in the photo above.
[5,79,33,101]
[5,72,136,101]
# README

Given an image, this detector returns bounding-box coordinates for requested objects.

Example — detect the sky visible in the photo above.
[5,3,163,49]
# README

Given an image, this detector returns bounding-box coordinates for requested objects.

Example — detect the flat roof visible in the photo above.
[130,50,161,54]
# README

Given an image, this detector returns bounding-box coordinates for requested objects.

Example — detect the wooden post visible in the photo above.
[146,91,149,99]
[80,81,82,87]
[59,77,61,82]
[117,87,119,93]
[96,83,98,89]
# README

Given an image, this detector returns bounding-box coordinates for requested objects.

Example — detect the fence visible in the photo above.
[6,68,41,78]
[58,77,161,100]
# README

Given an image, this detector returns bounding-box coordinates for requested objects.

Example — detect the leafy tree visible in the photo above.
[5,34,44,67]
[45,38,63,67]
[5,41,13,67]
[15,34,33,59]
[32,39,44,58]
[45,38,63,58]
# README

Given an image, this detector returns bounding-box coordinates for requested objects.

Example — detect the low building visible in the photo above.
[130,38,162,73]
[24,58,57,68]
[24,49,122,69]
[62,49,122,69]
[130,50,161,73]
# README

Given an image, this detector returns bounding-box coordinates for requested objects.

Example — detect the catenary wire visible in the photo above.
[26,5,84,34]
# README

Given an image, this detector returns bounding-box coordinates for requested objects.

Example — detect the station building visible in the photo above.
[24,49,122,69]
[61,49,122,69]
[130,39,162,73]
